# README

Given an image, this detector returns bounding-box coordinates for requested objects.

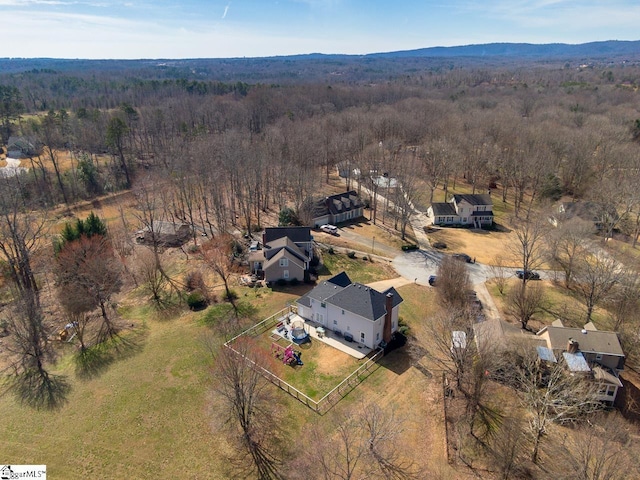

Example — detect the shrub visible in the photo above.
[328,246,335,255]
[401,244,419,251]
[276,278,288,287]
[362,256,368,261]
[347,251,356,258]
[224,289,239,301]
[184,270,207,293]
[186,290,207,310]
[289,278,299,286]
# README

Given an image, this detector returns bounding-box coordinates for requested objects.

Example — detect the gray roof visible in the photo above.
[313,190,363,219]
[297,272,353,307]
[324,283,403,321]
[264,227,312,245]
[430,202,457,216]
[538,326,624,357]
[537,346,557,363]
[452,194,493,206]
[263,236,307,262]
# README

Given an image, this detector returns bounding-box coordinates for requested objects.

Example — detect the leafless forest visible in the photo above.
[2,52,640,478]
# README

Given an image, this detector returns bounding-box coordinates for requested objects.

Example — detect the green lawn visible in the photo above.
[319,251,397,284]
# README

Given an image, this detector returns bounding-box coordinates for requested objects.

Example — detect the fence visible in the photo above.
[224,315,385,414]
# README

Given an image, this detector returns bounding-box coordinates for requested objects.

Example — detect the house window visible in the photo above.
[376,332,380,341]
[283,270,289,279]
[333,319,337,325]
[595,354,603,361]
[279,258,288,267]
[347,325,350,331]
[341,309,344,315]
[321,302,326,308]
[360,332,365,343]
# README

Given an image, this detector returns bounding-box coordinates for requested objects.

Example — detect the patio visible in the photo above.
[273,313,373,359]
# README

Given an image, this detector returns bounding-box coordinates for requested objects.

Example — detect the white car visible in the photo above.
[320,224,339,235]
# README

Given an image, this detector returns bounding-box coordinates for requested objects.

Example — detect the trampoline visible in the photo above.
[290,319,310,344]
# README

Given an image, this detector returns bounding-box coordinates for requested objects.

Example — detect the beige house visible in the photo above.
[249,227,312,283]
[537,320,625,404]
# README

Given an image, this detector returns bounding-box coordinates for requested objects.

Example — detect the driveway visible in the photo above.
[392,249,492,286]
[366,277,413,291]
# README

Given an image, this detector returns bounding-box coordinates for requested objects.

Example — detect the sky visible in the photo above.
[1,0,639,59]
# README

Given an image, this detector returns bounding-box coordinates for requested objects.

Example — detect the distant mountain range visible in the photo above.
[366,40,640,59]
[1,40,638,80]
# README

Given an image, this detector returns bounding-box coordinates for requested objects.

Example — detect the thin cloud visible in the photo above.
[222,3,229,19]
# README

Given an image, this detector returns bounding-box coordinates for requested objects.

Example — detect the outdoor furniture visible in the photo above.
[316,326,325,338]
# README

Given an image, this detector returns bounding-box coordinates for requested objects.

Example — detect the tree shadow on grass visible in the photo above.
[4,369,71,411]
[75,325,148,380]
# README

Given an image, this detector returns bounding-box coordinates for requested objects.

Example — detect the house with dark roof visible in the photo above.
[296,272,403,349]
[310,191,364,227]
[427,194,493,228]
[249,227,313,283]
[536,319,625,404]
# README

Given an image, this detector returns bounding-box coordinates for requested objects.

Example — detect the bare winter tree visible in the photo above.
[436,256,472,311]
[552,412,637,480]
[505,282,546,330]
[212,337,283,480]
[201,234,241,315]
[496,344,602,463]
[572,251,622,324]
[547,218,594,288]
[509,215,548,294]
[55,234,123,343]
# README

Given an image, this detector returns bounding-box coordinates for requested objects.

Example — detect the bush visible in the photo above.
[276,278,288,287]
[224,289,239,301]
[186,290,207,310]
[401,244,419,251]
[347,251,356,258]
[289,278,299,286]
[184,270,206,293]
[328,246,335,255]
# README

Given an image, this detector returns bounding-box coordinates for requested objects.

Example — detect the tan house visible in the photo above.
[537,320,625,404]
[249,227,312,283]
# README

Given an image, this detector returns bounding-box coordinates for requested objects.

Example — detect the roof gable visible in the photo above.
[326,283,403,321]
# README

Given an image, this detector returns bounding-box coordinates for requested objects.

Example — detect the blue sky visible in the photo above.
[1,1,639,59]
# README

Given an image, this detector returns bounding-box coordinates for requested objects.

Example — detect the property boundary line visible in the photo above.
[224,308,385,414]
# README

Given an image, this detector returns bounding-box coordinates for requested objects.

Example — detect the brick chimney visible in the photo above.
[567,338,579,354]
[383,293,394,343]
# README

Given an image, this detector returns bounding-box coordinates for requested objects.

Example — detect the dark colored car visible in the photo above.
[515,270,540,280]
[428,275,437,286]
[452,253,472,263]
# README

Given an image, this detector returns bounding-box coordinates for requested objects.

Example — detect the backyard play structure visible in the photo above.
[272,343,304,366]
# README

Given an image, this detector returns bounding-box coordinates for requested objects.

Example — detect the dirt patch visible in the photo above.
[313,342,354,375]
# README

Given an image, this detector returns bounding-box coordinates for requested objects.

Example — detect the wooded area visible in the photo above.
[2,52,640,478]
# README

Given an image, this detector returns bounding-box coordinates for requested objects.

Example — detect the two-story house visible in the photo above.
[536,320,625,404]
[310,190,365,227]
[428,194,493,228]
[296,272,403,349]
[248,227,313,283]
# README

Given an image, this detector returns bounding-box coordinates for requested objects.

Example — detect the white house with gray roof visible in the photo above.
[428,194,493,228]
[296,272,403,349]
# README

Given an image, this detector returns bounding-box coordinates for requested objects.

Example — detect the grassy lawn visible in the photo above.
[319,251,398,284]
[0,310,228,479]
[486,278,610,331]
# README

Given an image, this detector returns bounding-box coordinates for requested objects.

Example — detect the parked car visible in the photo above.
[515,270,540,280]
[320,224,339,236]
[428,275,437,286]
[452,253,472,263]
